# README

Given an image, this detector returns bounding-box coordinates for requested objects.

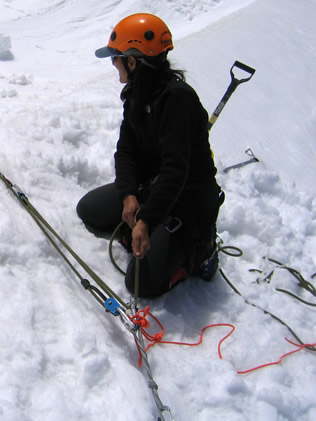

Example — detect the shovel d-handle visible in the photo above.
[208,60,256,130]
[231,60,256,84]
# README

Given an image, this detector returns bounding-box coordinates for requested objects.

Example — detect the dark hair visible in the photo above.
[121,53,185,128]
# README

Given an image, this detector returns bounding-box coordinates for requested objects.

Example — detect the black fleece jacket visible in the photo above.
[114,77,218,234]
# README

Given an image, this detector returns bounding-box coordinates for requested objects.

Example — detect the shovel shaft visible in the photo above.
[208,60,256,130]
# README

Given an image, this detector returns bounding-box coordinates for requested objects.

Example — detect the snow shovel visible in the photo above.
[208,60,256,130]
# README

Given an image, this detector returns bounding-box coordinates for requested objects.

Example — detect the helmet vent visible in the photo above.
[111,31,117,41]
[128,40,142,44]
[144,30,155,41]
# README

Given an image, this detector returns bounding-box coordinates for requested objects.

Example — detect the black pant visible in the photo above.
[76,183,190,297]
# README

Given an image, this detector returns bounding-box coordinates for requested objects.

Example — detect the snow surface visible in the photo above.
[0,33,11,58]
[1,0,316,420]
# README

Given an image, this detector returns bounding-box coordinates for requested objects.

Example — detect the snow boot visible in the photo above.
[198,247,219,281]
[169,266,189,289]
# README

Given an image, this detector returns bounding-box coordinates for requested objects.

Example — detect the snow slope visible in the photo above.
[0,0,316,420]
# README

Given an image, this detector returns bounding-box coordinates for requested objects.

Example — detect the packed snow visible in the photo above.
[1,0,316,420]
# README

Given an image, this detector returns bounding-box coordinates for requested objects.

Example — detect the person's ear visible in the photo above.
[127,56,137,72]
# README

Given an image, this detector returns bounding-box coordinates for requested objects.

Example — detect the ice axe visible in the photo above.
[208,60,256,131]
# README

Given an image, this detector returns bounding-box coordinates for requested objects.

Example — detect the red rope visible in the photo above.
[130,307,315,373]
[130,307,235,366]
[236,338,316,375]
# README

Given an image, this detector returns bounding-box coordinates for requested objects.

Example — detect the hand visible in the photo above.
[122,195,140,229]
[132,220,150,258]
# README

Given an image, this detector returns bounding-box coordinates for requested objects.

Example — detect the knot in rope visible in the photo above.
[153,333,163,342]
[131,306,151,329]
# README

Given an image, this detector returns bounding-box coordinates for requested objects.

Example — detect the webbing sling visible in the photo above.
[0,170,174,421]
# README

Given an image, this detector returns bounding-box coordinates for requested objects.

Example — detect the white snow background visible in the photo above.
[1,0,316,420]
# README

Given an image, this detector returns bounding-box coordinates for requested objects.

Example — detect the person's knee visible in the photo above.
[124,257,169,298]
[76,198,84,220]
[76,195,88,222]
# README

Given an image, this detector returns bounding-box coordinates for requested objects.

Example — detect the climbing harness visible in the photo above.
[0,171,174,421]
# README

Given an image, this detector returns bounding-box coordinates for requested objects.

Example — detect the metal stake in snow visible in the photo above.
[223,148,259,173]
[132,258,175,421]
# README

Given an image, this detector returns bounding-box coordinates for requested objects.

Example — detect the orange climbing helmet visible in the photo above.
[95,13,173,58]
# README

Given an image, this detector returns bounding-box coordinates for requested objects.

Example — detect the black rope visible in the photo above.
[219,267,316,353]
[109,221,126,276]
[250,257,316,305]
[275,288,316,307]
[218,244,243,257]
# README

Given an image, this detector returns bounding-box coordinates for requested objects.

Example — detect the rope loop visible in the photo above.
[153,332,164,342]
[218,244,243,257]
[130,306,151,329]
